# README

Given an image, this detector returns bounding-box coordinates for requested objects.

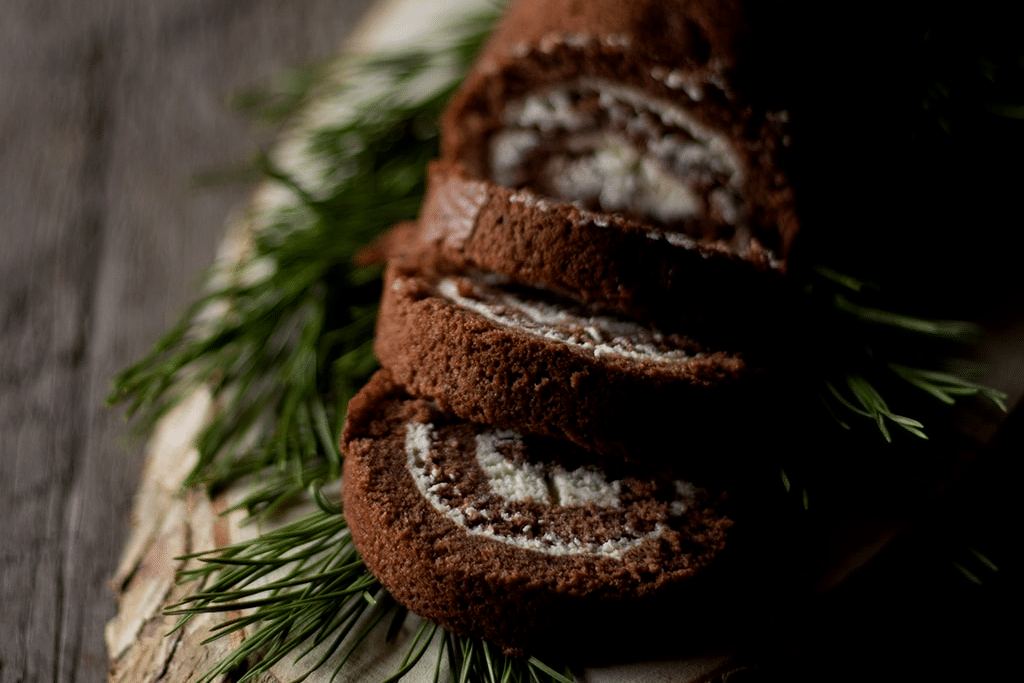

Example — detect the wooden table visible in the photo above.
[4,2,1024,682]
[0,3,374,682]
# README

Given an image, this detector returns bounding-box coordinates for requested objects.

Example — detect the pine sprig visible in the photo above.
[807,265,1006,443]
[109,211,382,510]
[167,507,382,683]
[831,293,978,341]
[107,7,496,514]
[951,546,1000,586]
[889,363,1008,411]
[169,504,573,683]
[437,634,574,683]
[825,375,928,442]
[108,7,581,682]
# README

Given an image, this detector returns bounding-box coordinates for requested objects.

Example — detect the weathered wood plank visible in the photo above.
[1,14,103,683]
[0,2,374,682]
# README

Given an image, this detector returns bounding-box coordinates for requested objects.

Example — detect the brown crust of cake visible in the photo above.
[341,370,732,656]
[374,263,760,462]
[396,160,785,342]
[441,0,799,263]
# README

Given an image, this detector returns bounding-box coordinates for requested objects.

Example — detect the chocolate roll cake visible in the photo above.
[341,371,732,656]
[340,0,802,658]
[375,262,758,462]
[442,0,798,270]
[404,160,785,341]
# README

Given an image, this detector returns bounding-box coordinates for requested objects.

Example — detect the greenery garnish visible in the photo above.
[168,507,379,683]
[111,7,575,682]
[825,376,928,442]
[806,266,1006,443]
[889,364,1008,411]
[167,501,573,683]
[109,2,1012,681]
[110,7,497,518]
[951,547,1000,586]
[831,293,977,341]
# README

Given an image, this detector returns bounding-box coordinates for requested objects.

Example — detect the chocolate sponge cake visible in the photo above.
[374,262,757,462]
[442,0,799,267]
[405,160,784,341]
[341,370,732,656]
[340,0,801,659]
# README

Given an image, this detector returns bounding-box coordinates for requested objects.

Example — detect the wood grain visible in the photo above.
[0,2,374,682]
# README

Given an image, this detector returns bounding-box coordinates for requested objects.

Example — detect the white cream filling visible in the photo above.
[477,430,623,507]
[491,79,742,225]
[405,422,697,558]
[434,276,694,362]
[475,429,549,502]
[546,137,701,224]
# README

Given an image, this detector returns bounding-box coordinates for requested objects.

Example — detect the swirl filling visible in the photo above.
[490,79,744,242]
[431,273,704,362]
[405,421,700,558]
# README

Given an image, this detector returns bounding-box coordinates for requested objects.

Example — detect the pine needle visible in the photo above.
[110,7,575,681]
[106,6,499,515]
[166,507,572,683]
[825,375,928,442]
[832,293,978,341]
[811,264,1006,442]
[889,364,1008,411]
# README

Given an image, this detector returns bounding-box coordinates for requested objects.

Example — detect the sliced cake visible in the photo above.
[442,0,799,269]
[341,370,733,656]
[402,160,785,342]
[375,262,761,463]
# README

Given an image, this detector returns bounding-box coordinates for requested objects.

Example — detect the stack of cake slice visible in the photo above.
[342,0,798,657]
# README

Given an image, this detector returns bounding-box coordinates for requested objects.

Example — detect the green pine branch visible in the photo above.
[107,7,579,682]
[168,504,573,683]
[889,363,1008,411]
[808,265,1007,444]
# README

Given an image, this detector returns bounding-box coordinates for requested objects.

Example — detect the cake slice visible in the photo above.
[402,160,785,342]
[375,261,761,463]
[341,370,733,656]
[441,0,798,270]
